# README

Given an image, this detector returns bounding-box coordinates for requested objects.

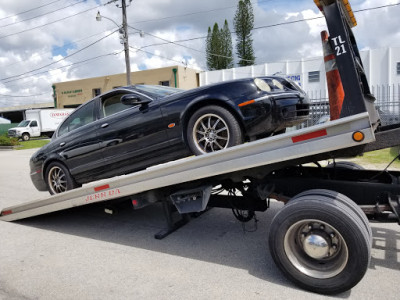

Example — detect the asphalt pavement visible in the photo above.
[0,149,399,300]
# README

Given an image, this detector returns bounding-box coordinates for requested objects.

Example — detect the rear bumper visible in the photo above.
[29,161,47,191]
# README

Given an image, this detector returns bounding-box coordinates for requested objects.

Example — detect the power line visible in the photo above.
[2,1,398,85]
[129,46,184,66]
[133,2,400,55]
[3,51,123,86]
[0,3,103,40]
[0,93,47,98]
[128,25,255,63]
[0,0,87,29]
[131,0,274,25]
[1,30,119,83]
[0,0,63,21]
[253,2,400,31]
[1,30,114,70]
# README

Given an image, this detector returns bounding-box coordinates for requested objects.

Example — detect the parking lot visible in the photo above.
[0,148,399,300]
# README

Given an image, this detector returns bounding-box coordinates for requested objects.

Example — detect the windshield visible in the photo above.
[135,85,184,97]
[17,120,30,127]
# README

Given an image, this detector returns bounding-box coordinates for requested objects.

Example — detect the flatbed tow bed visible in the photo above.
[2,0,400,295]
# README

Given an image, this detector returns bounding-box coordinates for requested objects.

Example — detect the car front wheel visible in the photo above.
[187,105,243,155]
[21,133,30,141]
[45,162,80,195]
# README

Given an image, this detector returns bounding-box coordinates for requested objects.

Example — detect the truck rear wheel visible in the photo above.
[21,133,30,141]
[269,191,371,294]
[292,189,372,245]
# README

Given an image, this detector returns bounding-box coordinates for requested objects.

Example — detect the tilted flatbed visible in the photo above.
[0,112,375,221]
[1,0,400,295]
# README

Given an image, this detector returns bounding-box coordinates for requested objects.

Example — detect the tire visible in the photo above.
[269,192,371,294]
[187,105,243,155]
[21,133,30,141]
[326,161,364,170]
[292,189,372,246]
[45,161,80,195]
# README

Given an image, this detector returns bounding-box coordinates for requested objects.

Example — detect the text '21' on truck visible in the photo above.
[2,0,400,295]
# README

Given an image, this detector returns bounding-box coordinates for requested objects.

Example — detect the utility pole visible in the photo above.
[121,0,131,85]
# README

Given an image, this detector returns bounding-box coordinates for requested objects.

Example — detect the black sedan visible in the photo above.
[30,76,309,194]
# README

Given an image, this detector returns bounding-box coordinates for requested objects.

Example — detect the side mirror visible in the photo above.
[121,94,151,106]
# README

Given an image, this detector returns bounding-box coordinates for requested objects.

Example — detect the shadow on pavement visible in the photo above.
[370,226,400,271]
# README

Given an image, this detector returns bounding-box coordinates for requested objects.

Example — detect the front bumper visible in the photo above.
[239,94,310,137]
[8,130,20,138]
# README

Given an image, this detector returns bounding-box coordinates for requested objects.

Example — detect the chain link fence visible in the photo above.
[300,84,400,128]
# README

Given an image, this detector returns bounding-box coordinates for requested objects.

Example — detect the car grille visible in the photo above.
[8,130,16,136]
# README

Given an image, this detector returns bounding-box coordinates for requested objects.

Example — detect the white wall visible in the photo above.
[199,47,400,100]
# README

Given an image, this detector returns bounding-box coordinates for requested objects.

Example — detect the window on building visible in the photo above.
[92,88,101,97]
[159,81,170,86]
[397,62,400,75]
[308,71,320,83]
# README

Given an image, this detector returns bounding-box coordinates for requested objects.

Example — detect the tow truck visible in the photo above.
[1,0,400,295]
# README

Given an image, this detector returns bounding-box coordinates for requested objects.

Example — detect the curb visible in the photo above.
[0,145,23,150]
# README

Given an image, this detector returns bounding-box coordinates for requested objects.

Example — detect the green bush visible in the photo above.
[0,133,19,146]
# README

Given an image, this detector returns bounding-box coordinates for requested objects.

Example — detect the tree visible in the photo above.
[234,0,256,66]
[206,20,234,70]
[206,24,220,70]
[221,20,234,69]
[206,26,214,70]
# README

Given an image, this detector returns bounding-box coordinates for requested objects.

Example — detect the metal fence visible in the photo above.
[301,84,400,128]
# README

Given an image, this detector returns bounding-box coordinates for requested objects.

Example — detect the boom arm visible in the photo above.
[315,0,380,126]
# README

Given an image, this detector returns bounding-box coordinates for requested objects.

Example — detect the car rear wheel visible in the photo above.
[45,162,80,195]
[187,105,243,155]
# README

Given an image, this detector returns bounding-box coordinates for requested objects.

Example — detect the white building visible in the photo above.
[200,46,400,103]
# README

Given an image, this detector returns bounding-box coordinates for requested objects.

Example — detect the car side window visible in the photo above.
[102,93,131,117]
[30,121,38,127]
[58,101,95,137]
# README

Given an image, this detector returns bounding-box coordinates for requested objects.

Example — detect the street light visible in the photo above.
[96,10,132,85]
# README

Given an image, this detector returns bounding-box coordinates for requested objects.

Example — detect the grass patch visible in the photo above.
[17,139,50,150]
[348,148,400,168]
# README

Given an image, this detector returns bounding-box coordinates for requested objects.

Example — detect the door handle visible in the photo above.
[60,142,66,147]
[101,123,109,128]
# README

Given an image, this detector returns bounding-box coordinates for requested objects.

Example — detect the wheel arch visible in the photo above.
[181,98,247,145]
[21,132,30,140]
[42,157,74,183]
